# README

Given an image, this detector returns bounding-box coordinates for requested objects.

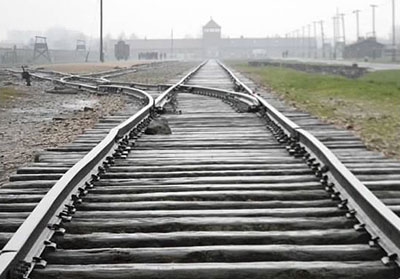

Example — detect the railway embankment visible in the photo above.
[231,62,400,158]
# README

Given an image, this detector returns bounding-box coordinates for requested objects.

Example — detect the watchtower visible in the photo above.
[202,18,221,57]
[203,18,221,43]
[33,36,51,62]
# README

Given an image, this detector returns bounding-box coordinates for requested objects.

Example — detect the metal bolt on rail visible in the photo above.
[47,224,65,236]
[346,209,357,219]
[338,199,348,209]
[354,223,367,232]
[369,237,380,248]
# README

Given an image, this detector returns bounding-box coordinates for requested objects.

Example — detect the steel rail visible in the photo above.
[9,69,99,91]
[155,61,207,109]
[217,60,400,265]
[0,61,206,279]
[217,61,300,134]
[77,61,166,79]
[298,129,400,263]
[109,81,170,92]
[78,65,144,78]
[7,62,172,93]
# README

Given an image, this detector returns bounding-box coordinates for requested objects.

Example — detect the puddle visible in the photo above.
[62,99,98,110]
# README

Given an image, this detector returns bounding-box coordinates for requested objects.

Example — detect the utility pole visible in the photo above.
[100,0,104,62]
[295,30,300,57]
[313,21,318,58]
[282,33,290,56]
[302,26,305,57]
[392,0,396,62]
[171,29,174,59]
[308,24,312,58]
[371,4,378,38]
[320,20,325,58]
[340,13,346,45]
[292,30,296,57]
[332,16,337,59]
[353,10,361,41]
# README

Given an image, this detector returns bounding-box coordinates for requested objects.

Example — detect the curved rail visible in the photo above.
[8,63,175,94]
[217,60,400,265]
[0,87,153,279]
[155,61,207,108]
[0,61,205,279]
[180,84,260,111]
[217,61,300,134]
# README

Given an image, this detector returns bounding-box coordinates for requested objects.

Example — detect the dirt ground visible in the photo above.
[110,61,198,84]
[0,71,133,184]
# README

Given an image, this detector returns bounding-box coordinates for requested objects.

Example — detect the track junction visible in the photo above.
[0,60,400,279]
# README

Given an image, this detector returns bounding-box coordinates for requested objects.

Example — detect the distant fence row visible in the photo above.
[0,48,102,66]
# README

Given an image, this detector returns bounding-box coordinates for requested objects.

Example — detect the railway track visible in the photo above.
[0,60,400,278]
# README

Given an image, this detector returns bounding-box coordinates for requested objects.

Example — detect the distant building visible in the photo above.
[343,37,385,60]
[125,19,313,59]
[202,19,221,57]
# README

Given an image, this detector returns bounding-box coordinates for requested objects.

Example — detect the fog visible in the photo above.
[0,0,398,44]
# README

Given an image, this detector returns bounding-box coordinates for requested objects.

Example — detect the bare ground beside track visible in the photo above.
[0,73,132,184]
[0,61,195,184]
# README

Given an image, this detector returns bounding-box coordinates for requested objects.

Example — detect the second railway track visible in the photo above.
[1,60,400,279]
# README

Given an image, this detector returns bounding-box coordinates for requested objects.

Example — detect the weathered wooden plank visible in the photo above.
[45,245,382,264]
[31,261,399,279]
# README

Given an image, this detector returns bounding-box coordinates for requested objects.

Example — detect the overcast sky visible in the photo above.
[0,0,397,42]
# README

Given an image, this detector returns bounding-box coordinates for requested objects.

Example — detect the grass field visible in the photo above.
[0,87,24,106]
[232,63,400,158]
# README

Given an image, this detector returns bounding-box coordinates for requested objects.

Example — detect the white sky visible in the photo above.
[0,0,397,42]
